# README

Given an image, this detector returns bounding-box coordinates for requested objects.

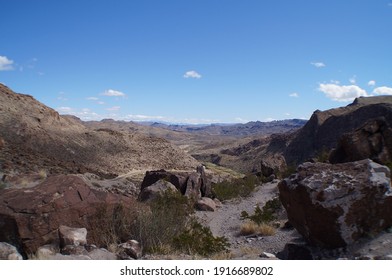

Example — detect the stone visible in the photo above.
[0,242,23,260]
[35,244,58,259]
[87,248,117,260]
[139,179,178,202]
[196,197,216,212]
[259,252,277,259]
[59,225,87,248]
[118,240,142,259]
[0,174,135,255]
[278,159,392,248]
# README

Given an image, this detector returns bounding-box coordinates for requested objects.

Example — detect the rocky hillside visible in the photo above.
[284,96,392,165]
[0,84,198,177]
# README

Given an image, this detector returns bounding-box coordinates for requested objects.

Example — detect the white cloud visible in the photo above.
[330,80,340,84]
[57,107,73,113]
[368,80,376,87]
[311,62,326,68]
[183,70,202,79]
[86,97,99,100]
[126,114,165,121]
[349,76,357,84]
[289,92,299,98]
[265,117,277,122]
[373,86,392,95]
[101,89,126,97]
[318,83,368,102]
[106,106,121,111]
[0,56,14,71]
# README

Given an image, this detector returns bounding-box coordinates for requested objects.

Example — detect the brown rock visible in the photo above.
[0,175,135,255]
[118,240,142,259]
[139,179,178,202]
[196,197,216,212]
[278,159,392,248]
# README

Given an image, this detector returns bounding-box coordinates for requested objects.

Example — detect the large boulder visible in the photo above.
[0,242,23,260]
[0,175,135,255]
[139,180,178,202]
[330,118,392,164]
[140,166,212,201]
[278,159,392,248]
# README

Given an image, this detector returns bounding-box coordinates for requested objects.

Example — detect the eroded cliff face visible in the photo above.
[284,96,392,165]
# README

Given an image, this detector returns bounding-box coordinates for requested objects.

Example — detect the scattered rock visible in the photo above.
[0,242,23,260]
[35,244,58,259]
[259,252,277,259]
[118,240,142,259]
[279,159,392,248]
[196,197,216,212]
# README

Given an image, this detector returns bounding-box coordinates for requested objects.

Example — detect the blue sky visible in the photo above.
[1,0,392,124]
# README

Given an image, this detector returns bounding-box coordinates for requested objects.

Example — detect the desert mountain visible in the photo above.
[0,84,198,177]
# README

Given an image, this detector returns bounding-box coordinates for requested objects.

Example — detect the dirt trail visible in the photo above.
[196,181,301,259]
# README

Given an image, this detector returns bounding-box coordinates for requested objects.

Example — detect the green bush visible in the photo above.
[212,175,260,201]
[241,197,282,224]
[173,219,229,256]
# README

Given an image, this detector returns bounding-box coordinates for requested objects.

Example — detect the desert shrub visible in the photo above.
[278,164,297,179]
[241,197,282,225]
[173,219,229,257]
[213,175,260,201]
[129,189,193,253]
[316,146,330,163]
[88,203,138,249]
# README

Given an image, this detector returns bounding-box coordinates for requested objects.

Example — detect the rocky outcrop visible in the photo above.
[118,240,142,259]
[0,242,23,260]
[196,197,216,212]
[0,175,135,255]
[139,180,178,202]
[329,118,392,164]
[278,159,392,248]
[284,96,392,165]
[140,166,212,201]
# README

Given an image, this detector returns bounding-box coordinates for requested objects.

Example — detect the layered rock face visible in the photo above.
[0,175,135,255]
[278,159,392,248]
[330,117,392,164]
[284,96,392,165]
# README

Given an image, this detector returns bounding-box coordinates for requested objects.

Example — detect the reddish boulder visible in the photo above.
[0,175,135,255]
[278,159,392,248]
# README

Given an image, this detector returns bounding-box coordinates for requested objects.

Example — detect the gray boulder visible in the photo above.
[139,179,178,202]
[278,159,392,248]
[0,242,23,260]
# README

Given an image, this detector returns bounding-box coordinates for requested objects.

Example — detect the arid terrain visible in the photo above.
[1,83,392,260]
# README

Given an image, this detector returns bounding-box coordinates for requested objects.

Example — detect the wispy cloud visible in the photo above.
[349,75,357,84]
[86,97,99,100]
[0,55,14,71]
[101,89,126,97]
[289,92,299,98]
[183,70,202,79]
[373,86,392,95]
[368,80,376,87]
[311,62,326,68]
[318,83,368,102]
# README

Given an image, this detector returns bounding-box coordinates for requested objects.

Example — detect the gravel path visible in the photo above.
[195,181,301,259]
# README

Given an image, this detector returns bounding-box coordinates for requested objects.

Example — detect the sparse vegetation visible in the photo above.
[212,175,261,201]
[278,164,297,179]
[316,146,330,163]
[240,197,282,236]
[173,219,229,256]
[239,221,276,236]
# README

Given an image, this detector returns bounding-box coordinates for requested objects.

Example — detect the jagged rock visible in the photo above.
[0,242,23,260]
[118,240,142,259]
[330,118,392,164]
[139,179,178,202]
[260,160,275,177]
[196,197,216,212]
[278,159,392,248]
[140,166,212,201]
[284,96,392,165]
[59,225,87,248]
[0,175,135,255]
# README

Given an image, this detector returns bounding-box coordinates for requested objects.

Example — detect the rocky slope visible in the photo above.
[0,84,198,178]
[284,96,392,165]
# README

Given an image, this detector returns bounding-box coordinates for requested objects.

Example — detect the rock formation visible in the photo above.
[284,96,392,165]
[278,159,392,248]
[329,117,392,164]
[0,175,135,255]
